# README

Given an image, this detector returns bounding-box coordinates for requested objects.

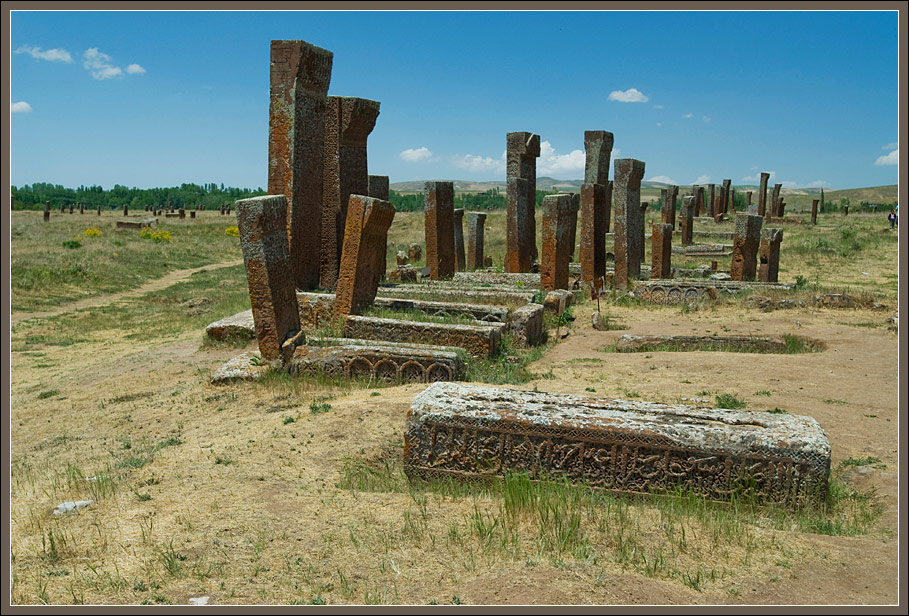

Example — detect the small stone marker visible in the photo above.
[811,199,819,225]
[43,201,50,222]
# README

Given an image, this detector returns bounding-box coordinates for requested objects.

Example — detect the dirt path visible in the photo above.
[10,259,244,325]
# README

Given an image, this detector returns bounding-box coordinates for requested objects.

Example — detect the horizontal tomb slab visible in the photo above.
[404,382,830,507]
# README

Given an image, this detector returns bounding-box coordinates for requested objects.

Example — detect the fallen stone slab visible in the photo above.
[377,284,537,306]
[452,271,541,289]
[612,334,824,353]
[344,315,503,358]
[404,382,830,507]
[116,218,157,229]
[632,280,792,304]
[211,340,465,384]
[671,243,731,255]
[206,310,256,340]
[507,303,544,346]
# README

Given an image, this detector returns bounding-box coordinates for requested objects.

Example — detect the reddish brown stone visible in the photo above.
[321,96,381,289]
[123,205,128,217]
[408,243,422,262]
[758,227,783,283]
[730,213,763,282]
[453,208,466,272]
[236,195,305,364]
[650,222,673,279]
[424,181,455,280]
[680,196,695,245]
[811,199,819,225]
[707,184,716,218]
[668,185,679,228]
[540,194,573,291]
[79,203,84,214]
[333,195,396,318]
[505,131,540,271]
[179,208,186,219]
[567,193,580,262]
[768,183,782,219]
[722,179,731,214]
[580,182,610,298]
[268,40,333,291]
[190,211,196,219]
[466,212,487,271]
[844,205,849,217]
[613,158,646,290]
[758,172,770,217]
[43,201,50,222]
[368,174,390,279]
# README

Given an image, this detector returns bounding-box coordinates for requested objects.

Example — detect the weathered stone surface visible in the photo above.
[190,211,196,219]
[424,181,455,280]
[811,199,819,225]
[543,289,574,315]
[396,251,409,266]
[236,194,305,364]
[580,181,611,298]
[567,193,580,262]
[757,172,769,217]
[269,40,333,291]
[680,196,695,245]
[768,183,782,219]
[388,267,418,283]
[116,218,157,229]
[404,382,831,507]
[506,132,541,272]
[730,214,762,282]
[452,271,541,288]
[614,334,823,353]
[367,175,389,201]
[540,194,573,291]
[592,311,608,331]
[666,185,679,227]
[334,195,396,317]
[344,315,503,358]
[651,222,673,279]
[206,309,256,340]
[321,96,381,289]
[706,184,716,218]
[633,279,791,304]
[758,227,783,283]
[408,243,422,262]
[453,208,466,272]
[43,202,50,222]
[722,179,731,214]
[507,303,545,346]
[466,212,487,271]
[122,205,128,217]
[377,284,536,306]
[584,130,613,185]
[613,159,646,290]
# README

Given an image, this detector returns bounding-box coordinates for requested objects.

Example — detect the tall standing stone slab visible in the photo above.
[321,96,381,289]
[691,185,700,217]
[730,213,763,282]
[758,172,770,217]
[466,212,487,271]
[424,181,455,280]
[333,195,396,318]
[729,188,736,214]
[651,222,673,279]
[707,184,716,218]
[667,185,679,228]
[697,187,705,218]
[680,196,695,245]
[43,202,50,222]
[613,159,646,290]
[768,183,782,219]
[811,199,819,225]
[567,193,580,262]
[580,130,613,297]
[758,227,783,283]
[505,131,540,271]
[269,40,333,291]
[540,194,573,291]
[453,209,466,272]
[368,175,390,278]
[235,195,305,364]
[722,179,732,214]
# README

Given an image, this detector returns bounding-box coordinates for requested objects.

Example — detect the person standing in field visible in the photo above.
[888,209,896,229]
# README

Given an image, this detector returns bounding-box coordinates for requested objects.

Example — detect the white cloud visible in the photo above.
[882,142,898,150]
[694,175,710,184]
[805,180,830,188]
[125,63,146,75]
[702,116,711,123]
[608,88,649,103]
[452,152,505,174]
[742,170,776,182]
[15,45,73,63]
[656,122,663,127]
[83,48,123,79]
[399,146,433,163]
[647,175,678,185]
[780,180,798,188]
[11,101,33,113]
[537,141,585,176]
[682,113,693,119]
[875,148,898,166]
[652,104,664,109]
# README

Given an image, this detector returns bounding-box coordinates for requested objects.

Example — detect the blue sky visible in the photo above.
[10,9,900,190]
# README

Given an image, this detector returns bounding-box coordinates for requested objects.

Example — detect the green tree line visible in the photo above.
[10,182,267,210]
[388,187,554,212]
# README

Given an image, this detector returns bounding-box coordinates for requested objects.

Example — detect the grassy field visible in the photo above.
[8,206,901,605]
